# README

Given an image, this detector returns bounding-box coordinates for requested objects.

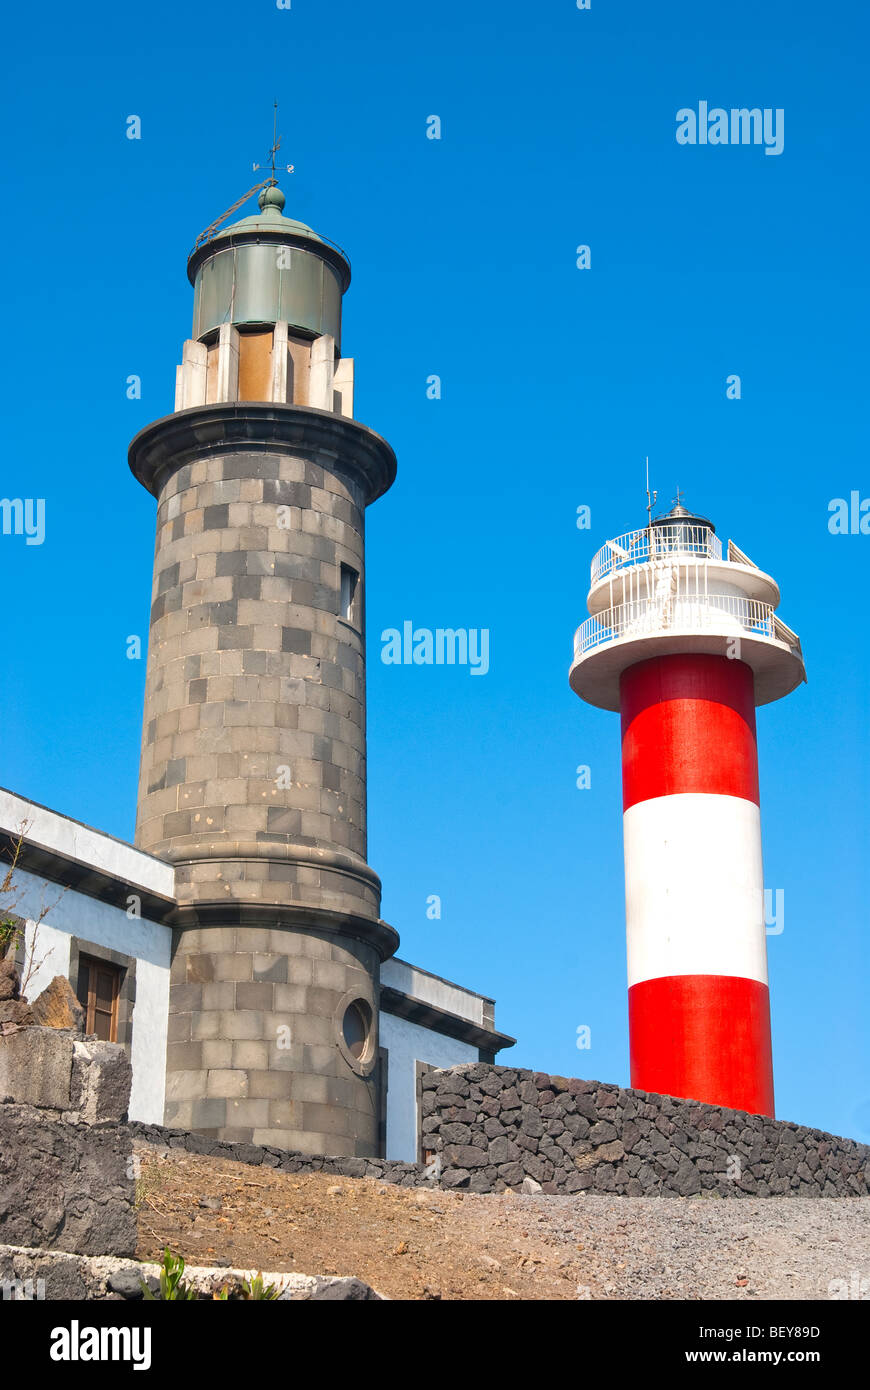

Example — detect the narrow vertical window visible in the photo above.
[340,563,359,624]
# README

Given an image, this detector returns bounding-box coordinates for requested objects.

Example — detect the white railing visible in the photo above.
[574,593,777,660]
[591,525,722,585]
[727,538,757,569]
[773,615,803,659]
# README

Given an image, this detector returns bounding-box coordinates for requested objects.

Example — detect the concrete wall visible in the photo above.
[381,958,487,1025]
[379,957,491,1161]
[0,789,174,900]
[380,1013,477,1162]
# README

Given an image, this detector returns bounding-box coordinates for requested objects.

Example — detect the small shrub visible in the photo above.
[141,1249,197,1301]
[241,1272,281,1301]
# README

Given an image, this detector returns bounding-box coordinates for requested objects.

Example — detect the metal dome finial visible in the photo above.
[668,487,690,517]
[258,183,286,213]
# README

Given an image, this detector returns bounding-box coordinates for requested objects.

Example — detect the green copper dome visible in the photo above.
[187,182,351,291]
[203,187,330,254]
[187,182,351,346]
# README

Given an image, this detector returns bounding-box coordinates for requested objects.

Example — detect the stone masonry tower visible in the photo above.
[129,179,398,1155]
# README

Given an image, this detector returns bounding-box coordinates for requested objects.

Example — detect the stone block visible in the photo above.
[235,982,275,1011]
[249,1072,292,1100]
[189,1098,228,1130]
[273,984,308,1012]
[30,976,85,1032]
[213,953,254,984]
[201,1040,233,1069]
[206,1070,248,1099]
[268,1100,302,1128]
[73,1042,133,1122]
[288,1073,329,1103]
[226,1099,270,1129]
[0,1104,136,1256]
[252,954,288,984]
[166,1042,204,1073]
[0,1028,74,1110]
[201,982,236,1011]
[165,1069,207,1102]
[217,1010,264,1041]
[231,1041,270,1071]
[443,1144,488,1169]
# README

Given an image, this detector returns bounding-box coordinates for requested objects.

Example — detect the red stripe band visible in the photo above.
[620,654,759,812]
[628,973,774,1117]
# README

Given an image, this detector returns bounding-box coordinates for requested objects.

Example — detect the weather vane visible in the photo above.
[191,103,294,257]
[253,100,294,183]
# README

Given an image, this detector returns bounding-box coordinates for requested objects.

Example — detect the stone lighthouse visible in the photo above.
[129,178,398,1155]
[570,501,805,1117]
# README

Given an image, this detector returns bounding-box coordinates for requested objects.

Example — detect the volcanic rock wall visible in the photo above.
[420,1065,870,1197]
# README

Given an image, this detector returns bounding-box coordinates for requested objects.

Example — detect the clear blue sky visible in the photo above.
[1,0,867,1141]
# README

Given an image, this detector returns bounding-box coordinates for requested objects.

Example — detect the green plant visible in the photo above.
[139,1250,281,1301]
[241,1272,281,1301]
[0,917,20,957]
[141,1248,197,1300]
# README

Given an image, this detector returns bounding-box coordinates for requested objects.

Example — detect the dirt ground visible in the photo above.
[134,1143,870,1301]
[134,1146,573,1300]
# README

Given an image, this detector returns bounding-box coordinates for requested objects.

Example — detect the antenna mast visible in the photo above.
[645,456,657,539]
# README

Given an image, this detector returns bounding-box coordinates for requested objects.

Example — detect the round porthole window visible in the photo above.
[342,999,372,1060]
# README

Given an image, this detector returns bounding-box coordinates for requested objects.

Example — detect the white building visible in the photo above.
[0,786,513,1161]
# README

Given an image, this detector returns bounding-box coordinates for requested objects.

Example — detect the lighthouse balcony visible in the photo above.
[591,523,723,584]
[569,592,805,711]
[587,535,783,618]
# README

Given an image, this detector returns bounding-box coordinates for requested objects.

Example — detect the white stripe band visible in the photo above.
[624,792,768,988]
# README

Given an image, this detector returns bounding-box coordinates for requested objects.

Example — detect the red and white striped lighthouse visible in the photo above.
[569,502,805,1117]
